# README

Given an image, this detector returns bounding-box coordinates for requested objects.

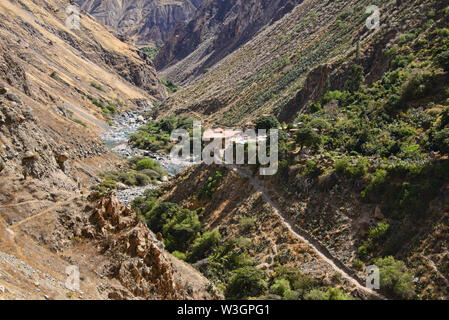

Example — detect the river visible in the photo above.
[100,107,192,205]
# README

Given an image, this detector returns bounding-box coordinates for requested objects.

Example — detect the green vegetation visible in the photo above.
[130,170,354,300]
[130,116,196,153]
[70,118,88,127]
[94,157,167,194]
[87,95,121,124]
[122,2,449,300]
[225,267,267,299]
[132,190,215,257]
[90,81,105,92]
[255,115,280,130]
[161,78,179,93]
[139,46,161,61]
[304,288,354,300]
[198,169,226,200]
[295,125,321,151]
[262,16,449,299]
[373,256,415,299]
[187,230,221,263]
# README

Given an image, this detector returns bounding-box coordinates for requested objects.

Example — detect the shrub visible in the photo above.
[399,33,416,44]
[304,289,326,300]
[187,230,221,262]
[439,107,449,129]
[373,256,415,299]
[353,258,364,271]
[71,118,87,127]
[346,65,364,93]
[432,128,449,154]
[146,202,180,233]
[90,81,105,91]
[105,105,117,114]
[270,278,291,296]
[283,289,300,300]
[334,158,351,176]
[225,267,267,299]
[401,71,434,102]
[136,158,157,171]
[323,288,354,300]
[309,118,331,131]
[239,217,256,232]
[305,288,353,300]
[322,90,344,104]
[157,206,202,252]
[302,160,323,179]
[172,251,187,260]
[436,51,449,72]
[161,79,179,93]
[140,169,161,179]
[255,115,280,131]
[368,221,390,240]
[135,173,151,186]
[198,169,226,200]
[295,126,321,151]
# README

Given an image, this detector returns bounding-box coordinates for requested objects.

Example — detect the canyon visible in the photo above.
[1,0,448,301]
[76,0,204,46]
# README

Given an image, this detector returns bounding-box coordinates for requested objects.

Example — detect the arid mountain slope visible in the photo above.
[154,0,304,83]
[155,164,381,299]
[76,0,203,46]
[0,0,214,300]
[155,0,440,126]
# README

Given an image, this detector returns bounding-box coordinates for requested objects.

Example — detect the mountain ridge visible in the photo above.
[76,0,204,46]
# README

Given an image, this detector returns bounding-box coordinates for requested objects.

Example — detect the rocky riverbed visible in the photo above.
[100,107,192,205]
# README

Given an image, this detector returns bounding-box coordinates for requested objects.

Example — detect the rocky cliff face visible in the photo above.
[154,0,304,83]
[155,0,442,126]
[0,0,212,300]
[77,0,203,46]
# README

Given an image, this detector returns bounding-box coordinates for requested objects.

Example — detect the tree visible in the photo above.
[162,208,202,252]
[187,229,221,262]
[373,256,415,299]
[346,64,364,93]
[225,267,267,299]
[136,158,157,171]
[304,288,354,300]
[270,278,291,297]
[295,125,321,151]
[255,115,280,131]
[432,128,449,154]
[436,50,449,72]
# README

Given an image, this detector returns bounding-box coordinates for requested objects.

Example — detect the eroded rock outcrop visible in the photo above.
[77,0,203,46]
[81,195,218,300]
[154,0,304,83]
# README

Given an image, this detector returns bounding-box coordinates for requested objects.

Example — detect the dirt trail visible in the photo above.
[10,196,78,230]
[0,200,48,209]
[229,165,385,299]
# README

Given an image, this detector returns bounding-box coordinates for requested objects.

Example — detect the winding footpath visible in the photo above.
[102,107,385,299]
[229,165,385,299]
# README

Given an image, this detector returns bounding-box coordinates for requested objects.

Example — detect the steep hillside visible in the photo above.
[0,0,214,300]
[154,0,304,83]
[132,164,381,300]
[155,0,443,127]
[77,0,203,46]
[131,0,449,300]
